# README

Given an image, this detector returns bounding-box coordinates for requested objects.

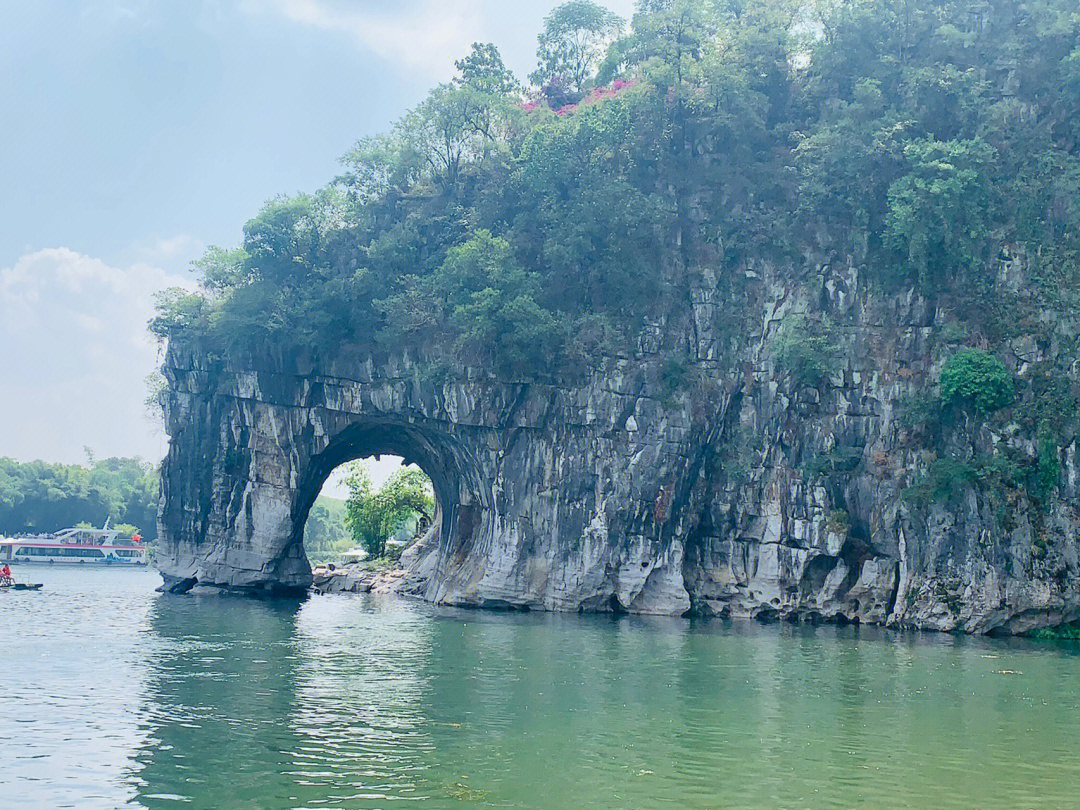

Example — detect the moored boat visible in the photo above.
[0,525,148,566]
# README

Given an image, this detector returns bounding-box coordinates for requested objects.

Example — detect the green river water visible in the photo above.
[3,566,1080,809]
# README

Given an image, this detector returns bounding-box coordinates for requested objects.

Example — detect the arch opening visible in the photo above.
[301,455,428,566]
[290,419,487,589]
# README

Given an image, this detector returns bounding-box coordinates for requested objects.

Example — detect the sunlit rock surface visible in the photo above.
[157,258,1080,634]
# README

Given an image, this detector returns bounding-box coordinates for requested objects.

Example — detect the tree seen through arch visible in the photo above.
[302,458,434,565]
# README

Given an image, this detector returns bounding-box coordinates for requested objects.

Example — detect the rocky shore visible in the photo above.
[312,567,410,596]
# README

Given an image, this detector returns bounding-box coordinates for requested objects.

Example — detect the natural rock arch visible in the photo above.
[292,417,490,597]
[155,342,697,610]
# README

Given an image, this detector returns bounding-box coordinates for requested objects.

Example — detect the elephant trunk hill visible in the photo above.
[154,0,1080,635]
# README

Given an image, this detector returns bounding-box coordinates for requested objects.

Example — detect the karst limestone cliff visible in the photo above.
[157,254,1080,635]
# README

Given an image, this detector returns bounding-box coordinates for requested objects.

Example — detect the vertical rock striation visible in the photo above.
[157,257,1080,634]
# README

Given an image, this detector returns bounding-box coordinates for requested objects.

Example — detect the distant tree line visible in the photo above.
[0,456,158,539]
[302,495,350,563]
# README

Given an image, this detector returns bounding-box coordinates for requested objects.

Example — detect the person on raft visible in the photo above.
[0,563,13,586]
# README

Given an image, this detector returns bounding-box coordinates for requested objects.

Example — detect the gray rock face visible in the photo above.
[157,259,1080,634]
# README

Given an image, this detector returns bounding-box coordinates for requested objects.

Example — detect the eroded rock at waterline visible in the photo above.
[157,259,1080,635]
[312,568,408,595]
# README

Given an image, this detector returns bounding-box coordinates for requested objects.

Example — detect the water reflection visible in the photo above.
[134,594,306,809]
[132,598,1080,810]
[8,568,1080,810]
[0,567,158,810]
[288,594,437,804]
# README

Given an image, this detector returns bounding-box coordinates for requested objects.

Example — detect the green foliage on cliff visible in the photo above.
[885,138,997,288]
[531,1,625,103]
[377,230,568,376]
[1031,431,1062,501]
[903,456,977,508]
[773,316,837,387]
[0,456,158,540]
[940,349,1015,414]
[343,463,434,560]
[152,0,1080,385]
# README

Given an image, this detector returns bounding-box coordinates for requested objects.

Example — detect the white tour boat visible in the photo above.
[0,524,148,566]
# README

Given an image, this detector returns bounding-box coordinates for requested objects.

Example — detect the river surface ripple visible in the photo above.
[3,566,1080,809]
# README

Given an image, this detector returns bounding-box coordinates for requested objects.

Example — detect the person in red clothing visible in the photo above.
[0,563,12,585]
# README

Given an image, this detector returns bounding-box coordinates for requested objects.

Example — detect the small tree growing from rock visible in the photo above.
[940,348,1014,415]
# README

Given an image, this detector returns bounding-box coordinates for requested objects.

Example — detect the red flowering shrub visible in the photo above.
[551,79,636,116]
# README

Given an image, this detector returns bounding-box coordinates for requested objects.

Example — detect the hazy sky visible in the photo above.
[0,0,636,483]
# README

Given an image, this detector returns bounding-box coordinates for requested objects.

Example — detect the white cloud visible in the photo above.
[150,234,202,259]
[0,248,193,465]
[122,233,205,273]
[245,0,483,75]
